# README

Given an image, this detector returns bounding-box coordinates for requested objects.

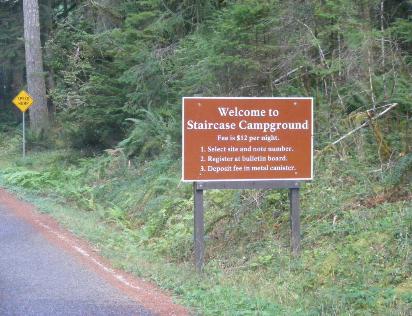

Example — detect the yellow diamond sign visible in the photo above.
[12,90,34,112]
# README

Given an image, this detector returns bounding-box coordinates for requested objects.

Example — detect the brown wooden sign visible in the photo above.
[182,97,313,182]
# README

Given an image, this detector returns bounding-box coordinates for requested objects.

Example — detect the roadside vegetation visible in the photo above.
[0,127,411,314]
[0,0,411,314]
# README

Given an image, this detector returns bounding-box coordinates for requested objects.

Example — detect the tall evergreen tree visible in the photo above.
[23,0,48,131]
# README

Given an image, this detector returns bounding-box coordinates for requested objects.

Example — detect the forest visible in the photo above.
[0,0,411,314]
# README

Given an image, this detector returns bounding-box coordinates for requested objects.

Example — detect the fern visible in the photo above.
[384,153,412,187]
[2,169,57,189]
[118,108,179,159]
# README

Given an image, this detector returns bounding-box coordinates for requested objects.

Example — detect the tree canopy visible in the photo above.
[0,0,410,158]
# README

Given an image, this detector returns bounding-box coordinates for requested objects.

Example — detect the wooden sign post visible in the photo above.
[182,97,313,271]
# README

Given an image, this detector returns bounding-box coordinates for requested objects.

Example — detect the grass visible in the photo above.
[0,132,411,315]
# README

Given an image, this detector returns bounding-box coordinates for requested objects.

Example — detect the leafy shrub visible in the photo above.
[118,108,180,159]
[384,153,412,187]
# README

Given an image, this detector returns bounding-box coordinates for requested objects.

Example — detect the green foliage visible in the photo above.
[390,17,412,45]
[0,1,24,124]
[118,108,180,159]
[172,0,281,97]
[1,0,411,155]
[22,0,408,161]
[1,0,412,314]
[0,125,21,159]
[384,153,412,187]
[1,146,411,315]
[2,169,57,189]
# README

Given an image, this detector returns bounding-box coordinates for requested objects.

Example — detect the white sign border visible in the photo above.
[182,97,314,182]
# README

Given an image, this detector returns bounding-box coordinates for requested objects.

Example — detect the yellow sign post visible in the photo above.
[12,90,34,158]
[12,90,34,112]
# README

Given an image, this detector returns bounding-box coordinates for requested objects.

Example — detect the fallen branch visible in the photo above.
[298,20,344,107]
[331,103,398,146]
[272,66,304,85]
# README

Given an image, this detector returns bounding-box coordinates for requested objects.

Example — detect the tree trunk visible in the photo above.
[23,0,49,132]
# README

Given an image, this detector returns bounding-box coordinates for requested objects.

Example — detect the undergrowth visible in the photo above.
[0,133,411,315]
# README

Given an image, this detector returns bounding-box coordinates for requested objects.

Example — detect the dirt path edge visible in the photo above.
[0,188,190,316]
